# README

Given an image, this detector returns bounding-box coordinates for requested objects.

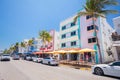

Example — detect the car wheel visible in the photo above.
[94,67,104,76]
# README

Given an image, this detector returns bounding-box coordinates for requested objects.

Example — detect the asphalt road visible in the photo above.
[0,59,119,80]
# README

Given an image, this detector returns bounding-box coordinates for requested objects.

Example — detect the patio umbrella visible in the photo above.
[45,51,55,54]
[66,50,79,53]
[33,51,43,54]
[54,50,67,54]
[79,48,96,53]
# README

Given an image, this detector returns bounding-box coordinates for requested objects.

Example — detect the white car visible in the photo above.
[0,54,10,61]
[12,55,20,60]
[42,57,59,66]
[32,56,43,63]
[92,61,120,78]
[26,56,32,61]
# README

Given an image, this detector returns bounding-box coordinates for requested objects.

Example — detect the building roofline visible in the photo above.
[60,8,84,23]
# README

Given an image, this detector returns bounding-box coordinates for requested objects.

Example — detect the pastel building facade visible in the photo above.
[38,30,60,53]
[18,39,29,54]
[113,16,120,35]
[60,14,113,63]
[32,38,42,52]
[111,16,120,61]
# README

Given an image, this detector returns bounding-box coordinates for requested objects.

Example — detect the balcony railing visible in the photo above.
[111,32,120,41]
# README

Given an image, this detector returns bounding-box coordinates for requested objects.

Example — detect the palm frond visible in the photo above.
[98,0,119,8]
[39,30,52,45]
[94,12,105,18]
[99,10,118,15]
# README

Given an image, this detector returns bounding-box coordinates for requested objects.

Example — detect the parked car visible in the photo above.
[0,54,10,61]
[26,55,33,61]
[12,55,20,60]
[32,56,43,63]
[42,57,59,66]
[92,61,120,78]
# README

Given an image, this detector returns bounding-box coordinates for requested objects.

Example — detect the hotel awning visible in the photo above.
[45,48,96,54]
[33,52,43,54]
[46,50,67,54]
[78,48,96,53]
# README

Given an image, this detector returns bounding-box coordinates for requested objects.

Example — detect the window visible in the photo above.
[86,15,93,19]
[86,15,97,19]
[112,62,120,66]
[61,34,66,39]
[88,37,96,43]
[62,26,66,30]
[71,22,75,27]
[96,26,99,30]
[88,39,92,43]
[92,38,96,42]
[71,31,76,36]
[87,25,98,31]
[61,43,66,47]
[44,57,50,59]
[71,41,76,46]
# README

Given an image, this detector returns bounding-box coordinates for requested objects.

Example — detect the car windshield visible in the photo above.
[14,55,19,57]
[108,62,120,66]
[3,54,10,56]
[108,62,113,65]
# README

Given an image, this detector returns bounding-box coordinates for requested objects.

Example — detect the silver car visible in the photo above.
[0,54,10,61]
[26,56,32,61]
[42,57,59,66]
[32,56,43,63]
[12,55,20,60]
[92,61,120,78]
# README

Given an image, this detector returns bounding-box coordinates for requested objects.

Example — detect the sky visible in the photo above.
[0,0,120,50]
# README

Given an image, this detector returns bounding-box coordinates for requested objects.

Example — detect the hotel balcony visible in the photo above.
[111,32,120,46]
[111,32,120,41]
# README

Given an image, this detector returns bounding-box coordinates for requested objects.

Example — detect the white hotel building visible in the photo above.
[112,16,120,61]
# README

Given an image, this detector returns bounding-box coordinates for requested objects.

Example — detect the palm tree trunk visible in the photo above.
[92,14,102,63]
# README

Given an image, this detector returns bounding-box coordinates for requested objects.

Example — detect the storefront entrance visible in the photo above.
[60,54,67,60]
[71,53,78,61]
[80,52,95,63]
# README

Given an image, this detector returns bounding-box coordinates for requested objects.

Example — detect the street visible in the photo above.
[0,59,119,80]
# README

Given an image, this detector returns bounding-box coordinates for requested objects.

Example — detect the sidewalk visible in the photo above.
[59,64,91,71]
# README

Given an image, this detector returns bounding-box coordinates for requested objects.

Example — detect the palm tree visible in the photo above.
[46,33,52,43]
[14,42,19,54]
[27,39,34,53]
[39,30,52,52]
[74,0,118,63]
[9,46,15,54]
[28,39,34,46]
[20,42,26,48]
[3,49,8,54]
[39,30,52,45]
[19,42,26,54]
